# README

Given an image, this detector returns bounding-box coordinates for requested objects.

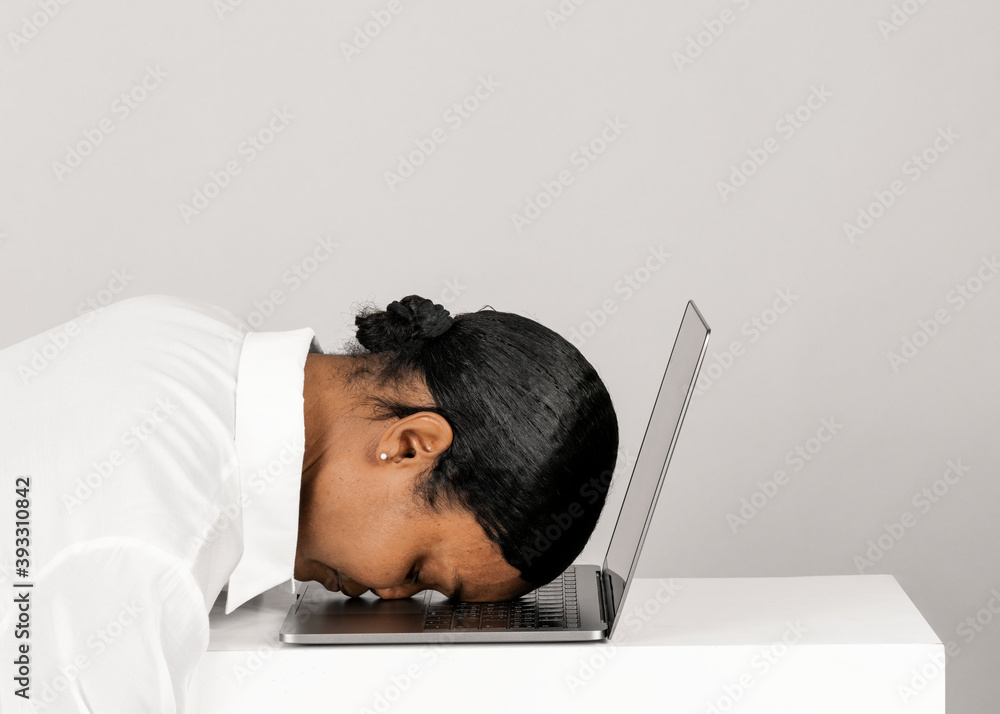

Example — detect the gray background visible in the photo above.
[1,0,997,711]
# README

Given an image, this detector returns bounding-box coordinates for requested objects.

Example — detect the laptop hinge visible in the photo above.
[597,569,615,630]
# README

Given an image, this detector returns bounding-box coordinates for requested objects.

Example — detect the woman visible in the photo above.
[0,291,619,711]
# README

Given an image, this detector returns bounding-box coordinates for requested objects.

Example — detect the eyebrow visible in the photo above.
[447,574,465,604]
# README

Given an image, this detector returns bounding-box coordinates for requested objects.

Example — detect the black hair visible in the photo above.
[342,294,619,588]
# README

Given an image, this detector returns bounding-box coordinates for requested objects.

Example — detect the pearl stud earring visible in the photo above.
[380,453,388,460]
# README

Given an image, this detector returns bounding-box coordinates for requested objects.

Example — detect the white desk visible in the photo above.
[190,574,944,713]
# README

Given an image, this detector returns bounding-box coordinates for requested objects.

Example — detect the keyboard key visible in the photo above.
[423,570,583,631]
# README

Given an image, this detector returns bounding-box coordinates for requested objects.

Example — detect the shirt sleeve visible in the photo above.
[1,537,209,714]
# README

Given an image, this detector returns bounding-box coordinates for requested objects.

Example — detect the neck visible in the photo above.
[301,353,355,490]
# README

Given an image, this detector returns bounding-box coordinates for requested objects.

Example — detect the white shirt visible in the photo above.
[0,295,316,713]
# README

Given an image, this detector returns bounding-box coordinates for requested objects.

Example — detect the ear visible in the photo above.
[378,411,453,466]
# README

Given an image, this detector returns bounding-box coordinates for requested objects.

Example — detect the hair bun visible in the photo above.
[355,294,454,353]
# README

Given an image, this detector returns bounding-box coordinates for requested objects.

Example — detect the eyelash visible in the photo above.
[410,568,420,586]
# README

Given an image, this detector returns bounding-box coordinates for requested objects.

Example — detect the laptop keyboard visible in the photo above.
[423,570,580,631]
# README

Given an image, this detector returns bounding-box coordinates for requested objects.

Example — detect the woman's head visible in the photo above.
[293,294,619,599]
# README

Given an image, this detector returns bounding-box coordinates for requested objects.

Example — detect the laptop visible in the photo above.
[279,300,710,644]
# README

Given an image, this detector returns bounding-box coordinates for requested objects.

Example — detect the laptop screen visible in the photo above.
[601,301,709,638]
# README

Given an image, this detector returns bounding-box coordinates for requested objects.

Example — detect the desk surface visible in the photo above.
[207,573,940,650]
[195,575,944,714]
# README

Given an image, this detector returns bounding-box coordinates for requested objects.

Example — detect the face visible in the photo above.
[295,376,532,602]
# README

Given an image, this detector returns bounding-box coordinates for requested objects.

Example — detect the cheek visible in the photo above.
[305,469,365,549]
[336,509,418,584]
[307,461,424,584]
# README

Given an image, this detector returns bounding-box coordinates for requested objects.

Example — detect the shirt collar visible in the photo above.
[225,326,315,614]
